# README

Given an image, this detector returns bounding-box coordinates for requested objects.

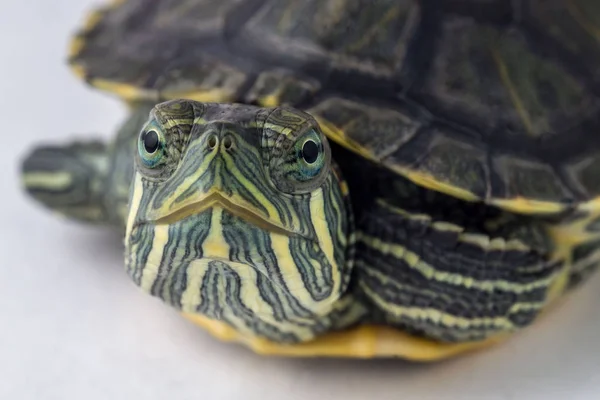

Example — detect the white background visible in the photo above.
[1,1,600,399]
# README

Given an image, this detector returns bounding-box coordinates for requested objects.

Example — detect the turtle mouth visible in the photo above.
[153,192,303,238]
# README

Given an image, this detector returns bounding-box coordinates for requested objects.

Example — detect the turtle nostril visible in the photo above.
[223,135,234,150]
[207,135,218,150]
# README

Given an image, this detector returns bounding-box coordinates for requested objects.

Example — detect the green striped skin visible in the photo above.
[356,201,560,342]
[123,100,562,344]
[125,100,355,342]
[334,149,563,342]
[21,104,155,225]
[21,141,111,223]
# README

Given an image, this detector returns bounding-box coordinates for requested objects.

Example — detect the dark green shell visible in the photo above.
[70,0,600,212]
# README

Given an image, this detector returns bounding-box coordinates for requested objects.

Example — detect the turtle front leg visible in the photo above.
[353,196,564,344]
[21,140,115,224]
[20,103,155,226]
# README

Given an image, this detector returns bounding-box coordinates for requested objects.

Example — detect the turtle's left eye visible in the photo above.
[138,123,166,168]
[270,128,329,194]
[301,139,320,164]
[292,130,325,181]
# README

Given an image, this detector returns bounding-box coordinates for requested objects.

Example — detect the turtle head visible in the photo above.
[125,99,353,341]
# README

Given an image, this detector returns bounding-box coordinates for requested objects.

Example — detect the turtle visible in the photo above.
[20,0,600,360]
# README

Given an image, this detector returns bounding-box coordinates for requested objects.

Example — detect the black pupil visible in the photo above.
[143,130,159,153]
[302,140,319,164]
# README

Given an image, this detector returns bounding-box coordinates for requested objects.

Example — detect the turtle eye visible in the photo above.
[294,131,325,180]
[138,123,166,168]
[269,126,330,194]
[142,130,160,154]
[301,139,319,164]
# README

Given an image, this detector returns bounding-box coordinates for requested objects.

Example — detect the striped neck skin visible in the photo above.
[124,99,353,343]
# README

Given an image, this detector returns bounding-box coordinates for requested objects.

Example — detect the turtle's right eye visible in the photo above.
[138,123,166,168]
[142,130,160,153]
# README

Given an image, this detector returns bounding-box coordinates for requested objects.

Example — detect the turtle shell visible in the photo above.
[69,0,600,216]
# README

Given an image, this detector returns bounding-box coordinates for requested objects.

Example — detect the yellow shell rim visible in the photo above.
[182,313,509,361]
